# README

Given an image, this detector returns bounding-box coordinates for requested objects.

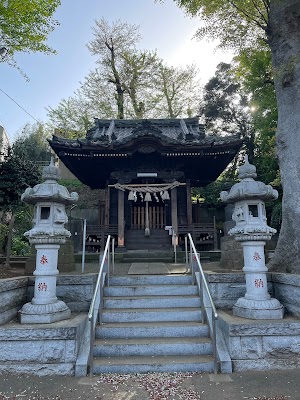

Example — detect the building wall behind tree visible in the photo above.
[0,126,10,161]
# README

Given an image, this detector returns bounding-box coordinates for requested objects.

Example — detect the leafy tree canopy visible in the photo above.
[13,122,52,163]
[0,0,61,74]
[233,48,278,184]
[47,18,201,137]
[160,0,269,51]
[0,146,40,212]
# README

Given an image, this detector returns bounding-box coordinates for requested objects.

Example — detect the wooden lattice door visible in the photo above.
[131,205,165,229]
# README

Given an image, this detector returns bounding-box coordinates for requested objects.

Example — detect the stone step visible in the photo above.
[92,354,214,374]
[122,256,173,262]
[91,274,211,375]
[125,230,170,239]
[109,275,193,286]
[125,245,171,251]
[103,295,201,309]
[104,284,198,297]
[94,337,212,357]
[96,321,209,339]
[102,307,202,323]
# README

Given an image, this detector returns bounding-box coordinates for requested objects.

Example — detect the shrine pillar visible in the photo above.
[171,187,178,246]
[117,188,125,248]
[186,179,192,227]
[104,184,110,227]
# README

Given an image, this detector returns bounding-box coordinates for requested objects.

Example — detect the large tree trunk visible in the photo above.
[268,0,300,272]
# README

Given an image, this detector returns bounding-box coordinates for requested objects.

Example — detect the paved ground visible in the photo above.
[78,260,228,276]
[0,369,299,399]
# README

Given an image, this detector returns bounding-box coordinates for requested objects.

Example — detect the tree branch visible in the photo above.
[228,0,269,32]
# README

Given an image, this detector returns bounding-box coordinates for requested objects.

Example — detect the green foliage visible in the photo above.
[11,236,30,256]
[13,123,52,163]
[47,97,95,138]
[270,201,282,232]
[58,179,84,188]
[0,0,61,75]
[0,147,40,212]
[200,62,254,138]
[162,0,269,51]
[14,204,34,236]
[233,48,279,185]
[192,180,236,210]
[59,179,102,209]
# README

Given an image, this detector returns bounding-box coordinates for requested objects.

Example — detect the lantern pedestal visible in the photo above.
[20,301,71,324]
[233,241,284,319]
[20,244,71,324]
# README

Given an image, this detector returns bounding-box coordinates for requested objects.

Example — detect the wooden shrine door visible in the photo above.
[131,205,165,229]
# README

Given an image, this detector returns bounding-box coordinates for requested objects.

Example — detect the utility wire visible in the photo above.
[0,87,40,123]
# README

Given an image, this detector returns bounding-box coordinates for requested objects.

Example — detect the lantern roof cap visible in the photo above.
[21,159,78,205]
[220,156,278,203]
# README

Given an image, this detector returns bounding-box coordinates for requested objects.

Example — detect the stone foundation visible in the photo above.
[0,277,28,325]
[0,313,87,375]
[218,310,300,371]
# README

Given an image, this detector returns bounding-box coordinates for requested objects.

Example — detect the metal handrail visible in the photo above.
[87,235,114,377]
[187,233,218,374]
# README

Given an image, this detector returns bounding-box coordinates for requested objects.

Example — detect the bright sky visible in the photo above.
[0,0,233,143]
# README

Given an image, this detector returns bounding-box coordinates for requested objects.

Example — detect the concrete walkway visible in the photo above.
[0,369,298,399]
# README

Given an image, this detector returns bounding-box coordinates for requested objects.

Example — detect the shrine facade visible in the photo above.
[49,117,242,251]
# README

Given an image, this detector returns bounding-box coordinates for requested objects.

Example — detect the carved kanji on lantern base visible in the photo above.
[19,159,78,324]
[221,156,284,320]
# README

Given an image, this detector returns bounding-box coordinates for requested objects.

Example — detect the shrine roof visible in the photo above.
[49,117,242,151]
[48,117,243,189]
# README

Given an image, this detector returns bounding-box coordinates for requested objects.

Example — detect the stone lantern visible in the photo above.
[19,158,78,324]
[220,156,284,319]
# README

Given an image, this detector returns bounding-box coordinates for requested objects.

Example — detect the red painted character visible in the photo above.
[40,255,48,265]
[254,279,264,288]
[38,282,47,291]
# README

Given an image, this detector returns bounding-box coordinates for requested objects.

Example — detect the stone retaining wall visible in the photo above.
[272,273,300,317]
[26,274,97,312]
[0,277,28,325]
[0,313,87,375]
[218,310,300,371]
[0,274,95,376]
[205,272,300,371]
[0,274,96,326]
[205,271,300,316]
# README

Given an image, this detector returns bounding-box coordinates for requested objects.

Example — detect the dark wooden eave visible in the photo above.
[49,118,243,189]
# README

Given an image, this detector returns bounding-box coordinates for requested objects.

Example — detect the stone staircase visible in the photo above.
[91,275,215,374]
[125,229,171,250]
[121,250,174,264]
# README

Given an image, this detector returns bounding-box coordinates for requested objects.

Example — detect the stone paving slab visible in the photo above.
[128,262,170,274]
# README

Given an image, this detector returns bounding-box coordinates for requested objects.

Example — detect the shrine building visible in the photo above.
[49,117,242,251]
